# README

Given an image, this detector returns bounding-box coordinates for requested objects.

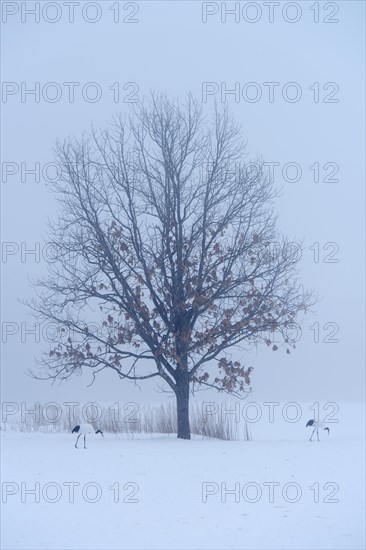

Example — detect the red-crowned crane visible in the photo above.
[71,423,104,449]
[306,419,330,441]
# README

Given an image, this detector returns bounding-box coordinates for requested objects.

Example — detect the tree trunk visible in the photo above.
[176,370,191,439]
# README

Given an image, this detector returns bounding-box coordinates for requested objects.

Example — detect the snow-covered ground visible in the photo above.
[1,402,365,550]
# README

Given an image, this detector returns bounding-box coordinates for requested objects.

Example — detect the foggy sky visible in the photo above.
[1,1,365,406]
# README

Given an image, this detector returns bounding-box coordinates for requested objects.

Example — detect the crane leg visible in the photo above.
[310,428,316,441]
[84,434,87,449]
[75,434,81,449]
[317,429,319,441]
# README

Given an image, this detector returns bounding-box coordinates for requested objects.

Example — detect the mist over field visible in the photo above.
[1,1,365,549]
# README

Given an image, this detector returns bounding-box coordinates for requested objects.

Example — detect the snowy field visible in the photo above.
[1,402,365,550]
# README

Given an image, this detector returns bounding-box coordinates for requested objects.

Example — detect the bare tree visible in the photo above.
[30,94,313,439]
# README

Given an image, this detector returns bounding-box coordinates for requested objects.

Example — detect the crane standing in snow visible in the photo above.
[306,419,330,441]
[71,423,104,449]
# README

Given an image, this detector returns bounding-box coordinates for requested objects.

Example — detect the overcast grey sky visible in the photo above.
[1,1,365,405]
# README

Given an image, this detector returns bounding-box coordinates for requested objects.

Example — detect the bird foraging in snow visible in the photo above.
[71,423,104,449]
[306,419,330,441]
